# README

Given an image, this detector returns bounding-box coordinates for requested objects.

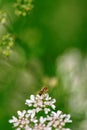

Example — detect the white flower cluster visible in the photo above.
[14,0,33,16]
[9,93,72,130]
[0,33,14,56]
[0,10,7,24]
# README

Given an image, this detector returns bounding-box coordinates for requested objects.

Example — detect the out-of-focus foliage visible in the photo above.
[0,0,87,130]
[57,49,87,130]
[14,0,33,16]
[0,33,14,56]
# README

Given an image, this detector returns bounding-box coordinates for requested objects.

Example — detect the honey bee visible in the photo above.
[39,86,48,96]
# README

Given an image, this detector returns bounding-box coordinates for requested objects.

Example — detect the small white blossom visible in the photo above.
[44,108,50,114]
[27,109,36,118]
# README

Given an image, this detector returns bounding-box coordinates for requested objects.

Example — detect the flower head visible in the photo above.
[9,110,37,130]
[47,110,72,129]
[25,93,56,113]
[9,92,72,130]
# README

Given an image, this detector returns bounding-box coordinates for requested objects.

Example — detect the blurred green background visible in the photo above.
[0,0,87,129]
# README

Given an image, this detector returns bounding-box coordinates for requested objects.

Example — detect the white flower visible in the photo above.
[44,108,50,114]
[27,109,36,118]
[64,114,72,123]
[17,110,26,118]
